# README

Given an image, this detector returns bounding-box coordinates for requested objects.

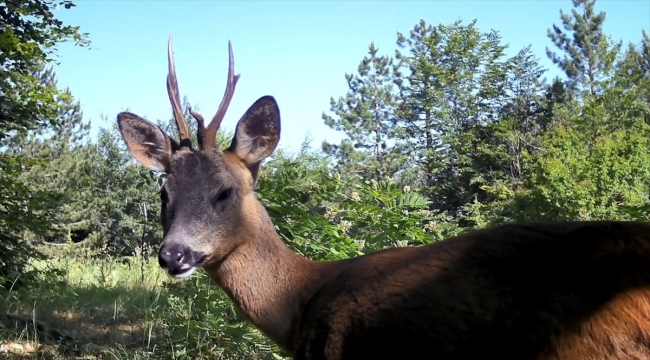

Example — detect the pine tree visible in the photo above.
[6,63,94,245]
[322,42,405,184]
[394,19,509,217]
[616,30,650,93]
[546,0,622,96]
[483,46,550,192]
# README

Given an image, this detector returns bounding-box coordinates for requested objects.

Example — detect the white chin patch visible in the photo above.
[169,264,198,280]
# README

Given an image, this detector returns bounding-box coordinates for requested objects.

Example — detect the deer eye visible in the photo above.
[214,187,232,204]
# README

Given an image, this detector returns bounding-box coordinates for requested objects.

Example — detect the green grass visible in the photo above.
[0,246,284,360]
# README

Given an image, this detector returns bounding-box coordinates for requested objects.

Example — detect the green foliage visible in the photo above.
[83,124,163,256]
[464,45,551,221]
[5,63,94,247]
[3,0,650,358]
[258,152,459,261]
[0,0,88,287]
[514,123,650,222]
[0,155,58,286]
[0,0,90,139]
[393,18,523,225]
[617,30,650,89]
[161,272,279,359]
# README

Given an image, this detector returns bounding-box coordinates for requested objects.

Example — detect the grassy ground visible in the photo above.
[0,247,282,360]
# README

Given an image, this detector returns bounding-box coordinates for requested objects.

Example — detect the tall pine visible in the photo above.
[322,42,405,184]
[546,0,621,97]
[394,19,509,218]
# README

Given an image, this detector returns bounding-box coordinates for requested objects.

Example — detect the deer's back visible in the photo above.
[295,220,650,360]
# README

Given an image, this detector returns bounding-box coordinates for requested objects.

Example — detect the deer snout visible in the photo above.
[158,242,207,279]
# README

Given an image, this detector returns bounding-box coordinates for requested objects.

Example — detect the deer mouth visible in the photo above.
[167,252,208,280]
[168,264,198,280]
[158,246,208,280]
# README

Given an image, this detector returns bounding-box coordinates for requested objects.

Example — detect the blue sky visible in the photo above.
[53,0,649,154]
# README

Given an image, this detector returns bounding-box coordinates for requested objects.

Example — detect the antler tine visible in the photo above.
[201,40,240,150]
[167,36,192,148]
[189,105,207,149]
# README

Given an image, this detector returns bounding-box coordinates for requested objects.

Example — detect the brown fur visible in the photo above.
[291,221,650,359]
[117,38,650,360]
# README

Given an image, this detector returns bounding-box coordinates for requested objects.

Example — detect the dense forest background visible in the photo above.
[1,0,649,358]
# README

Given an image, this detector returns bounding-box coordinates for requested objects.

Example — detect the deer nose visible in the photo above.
[158,242,207,275]
[159,248,183,265]
[158,243,188,270]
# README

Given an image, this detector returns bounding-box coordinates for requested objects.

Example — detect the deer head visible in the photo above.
[116,36,281,279]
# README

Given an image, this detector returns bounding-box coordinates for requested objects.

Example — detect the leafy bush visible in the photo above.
[258,156,459,261]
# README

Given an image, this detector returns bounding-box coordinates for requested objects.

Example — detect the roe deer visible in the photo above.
[117,36,650,360]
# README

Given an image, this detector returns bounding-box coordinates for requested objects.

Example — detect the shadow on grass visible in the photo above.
[2,281,170,359]
[1,255,276,360]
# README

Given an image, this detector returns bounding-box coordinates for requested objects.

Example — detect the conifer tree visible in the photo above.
[394,19,509,216]
[546,0,622,96]
[7,63,94,245]
[323,42,405,184]
[616,30,650,92]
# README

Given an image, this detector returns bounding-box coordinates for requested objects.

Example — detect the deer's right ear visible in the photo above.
[117,112,179,172]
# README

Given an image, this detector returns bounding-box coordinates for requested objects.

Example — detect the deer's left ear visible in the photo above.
[227,96,281,181]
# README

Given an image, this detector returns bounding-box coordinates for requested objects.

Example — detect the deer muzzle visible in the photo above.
[158,241,207,279]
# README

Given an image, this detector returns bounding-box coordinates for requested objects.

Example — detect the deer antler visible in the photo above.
[195,41,240,150]
[167,36,192,149]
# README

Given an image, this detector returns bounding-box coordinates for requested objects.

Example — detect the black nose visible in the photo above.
[158,243,183,269]
[159,247,183,266]
[158,243,206,274]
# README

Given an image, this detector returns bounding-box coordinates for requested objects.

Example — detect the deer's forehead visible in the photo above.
[168,151,233,183]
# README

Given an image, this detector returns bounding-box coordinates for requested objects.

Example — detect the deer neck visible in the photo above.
[203,198,330,355]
